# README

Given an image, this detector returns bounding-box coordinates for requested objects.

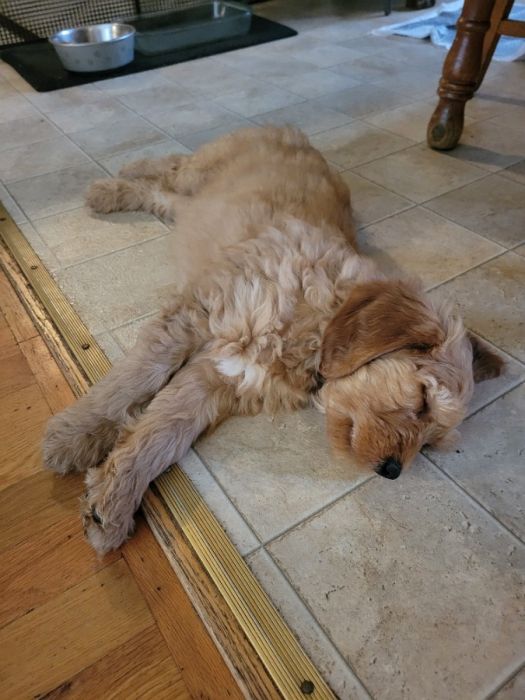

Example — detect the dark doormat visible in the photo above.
[0,16,296,92]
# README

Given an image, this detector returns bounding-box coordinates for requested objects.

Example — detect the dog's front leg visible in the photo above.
[43,303,208,475]
[82,360,230,555]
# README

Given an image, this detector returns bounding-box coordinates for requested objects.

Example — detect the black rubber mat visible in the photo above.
[0,15,296,92]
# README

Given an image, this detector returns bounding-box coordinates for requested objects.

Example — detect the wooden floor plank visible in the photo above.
[0,470,81,553]
[19,335,76,414]
[0,261,242,700]
[0,515,119,629]
[124,517,245,700]
[0,267,38,343]
[0,343,36,399]
[0,560,153,700]
[0,382,51,491]
[37,626,190,700]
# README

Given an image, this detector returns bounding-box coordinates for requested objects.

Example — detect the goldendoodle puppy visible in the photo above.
[42,126,503,554]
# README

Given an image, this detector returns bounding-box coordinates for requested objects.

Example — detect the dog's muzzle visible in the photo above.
[376,457,402,480]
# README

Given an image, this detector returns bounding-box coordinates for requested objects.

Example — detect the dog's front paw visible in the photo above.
[82,466,135,555]
[43,407,114,474]
[43,411,90,474]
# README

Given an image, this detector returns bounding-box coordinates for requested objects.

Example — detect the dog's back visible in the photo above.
[158,127,356,290]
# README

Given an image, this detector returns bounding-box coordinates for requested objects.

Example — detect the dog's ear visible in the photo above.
[320,280,445,379]
[467,332,505,382]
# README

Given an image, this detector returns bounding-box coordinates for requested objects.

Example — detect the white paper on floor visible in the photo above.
[373,0,525,61]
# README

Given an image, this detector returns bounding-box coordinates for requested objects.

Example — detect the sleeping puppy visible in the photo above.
[42,126,503,554]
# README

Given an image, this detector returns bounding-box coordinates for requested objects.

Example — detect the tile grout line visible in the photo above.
[484,657,525,700]
[421,449,525,548]
[262,474,375,549]
[347,151,493,205]
[424,248,511,293]
[58,230,171,271]
[261,545,375,700]
[190,444,263,551]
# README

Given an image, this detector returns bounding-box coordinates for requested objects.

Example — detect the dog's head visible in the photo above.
[319,279,503,479]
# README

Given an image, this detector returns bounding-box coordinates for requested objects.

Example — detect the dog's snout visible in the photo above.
[376,457,402,480]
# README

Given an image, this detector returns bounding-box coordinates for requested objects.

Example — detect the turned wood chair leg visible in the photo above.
[477,0,514,87]
[427,0,497,151]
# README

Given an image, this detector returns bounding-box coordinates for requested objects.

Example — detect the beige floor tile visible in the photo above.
[465,93,510,121]
[363,100,446,144]
[493,667,525,700]
[25,85,100,113]
[374,40,446,70]
[111,314,156,350]
[32,207,168,267]
[180,449,260,556]
[6,162,106,219]
[500,160,525,187]
[358,207,504,288]
[340,171,412,227]
[354,144,486,203]
[160,57,260,93]
[253,100,352,135]
[482,103,525,133]
[425,174,525,248]
[95,331,124,363]
[310,121,413,169]
[196,407,371,542]
[213,84,304,118]
[99,140,191,176]
[57,235,176,334]
[156,100,246,137]
[18,222,60,274]
[117,83,202,120]
[449,120,525,172]
[176,119,255,151]
[0,116,60,152]
[268,458,525,700]
[428,383,525,541]
[217,53,318,81]
[0,94,40,124]
[336,35,401,54]
[515,244,525,257]
[94,70,171,96]
[276,42,366,68]
[0,183,26,224]
[314,83,409,119]
[46,97,133,134]
[430,252,525,362]
[247,549,370,700]
[70,115,168,159]
[331,53,413,83]
[262,68,360,100]
[372,67,442,101]
[0,137,90,184]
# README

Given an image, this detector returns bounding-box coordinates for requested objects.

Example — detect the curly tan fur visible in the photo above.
[43,126,502,554]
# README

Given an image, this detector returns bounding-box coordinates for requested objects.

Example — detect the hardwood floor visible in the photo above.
[0,267,243,700]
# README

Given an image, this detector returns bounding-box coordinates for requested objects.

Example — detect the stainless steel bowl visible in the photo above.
[49,23,135,73]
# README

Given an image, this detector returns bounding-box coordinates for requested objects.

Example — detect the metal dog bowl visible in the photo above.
[49,23,135,73]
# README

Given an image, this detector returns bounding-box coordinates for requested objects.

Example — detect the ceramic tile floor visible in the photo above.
[1,1,524,698]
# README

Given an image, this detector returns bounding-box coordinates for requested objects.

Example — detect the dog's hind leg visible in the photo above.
[82,359,231,554]
[86,177,185,220]
[43,300,209,475]
[118,153,189,180]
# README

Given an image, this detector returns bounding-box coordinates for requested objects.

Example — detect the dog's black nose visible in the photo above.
[376,458,402,480]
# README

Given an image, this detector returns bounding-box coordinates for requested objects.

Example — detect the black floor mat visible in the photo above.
[0,16,296,92]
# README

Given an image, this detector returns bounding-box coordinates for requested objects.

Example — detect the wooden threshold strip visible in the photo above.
[0,202,337,700]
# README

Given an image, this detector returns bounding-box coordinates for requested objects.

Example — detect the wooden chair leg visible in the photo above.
[427,0,497,150]
[477,0,514,87]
